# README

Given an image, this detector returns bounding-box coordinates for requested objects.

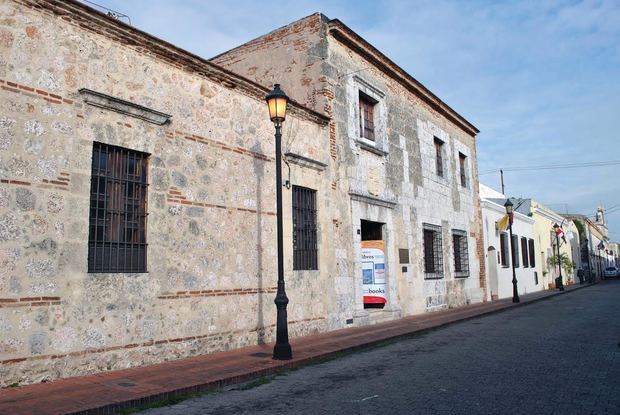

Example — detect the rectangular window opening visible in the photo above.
[459,153,467,187]
[292,186,318,270]
[434,137,444,177]
[359,92,377,142]
[528,239,536,267]
[512,234,520,268]
[423,224,443,279]
[499,232,510,268]
[453,229,469,278]
[521,237,529,268]
[88,142,149,273]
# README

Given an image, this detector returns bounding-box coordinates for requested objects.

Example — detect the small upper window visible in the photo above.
[434,137,444,177]
[359,92,377,141]
[459,152,467,187]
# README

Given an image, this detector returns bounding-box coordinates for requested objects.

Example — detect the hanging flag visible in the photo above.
[555,226,567,243]
[496,214,509,231]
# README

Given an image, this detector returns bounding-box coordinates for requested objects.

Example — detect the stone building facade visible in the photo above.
[212,14,486,324]
[0,0,332,386]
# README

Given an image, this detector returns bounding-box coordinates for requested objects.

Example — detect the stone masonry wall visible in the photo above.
[213,15,486,326]
[0,0,330,386]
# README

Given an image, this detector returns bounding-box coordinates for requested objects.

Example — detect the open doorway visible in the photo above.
[361,220,383,241]
[361,220,386,308]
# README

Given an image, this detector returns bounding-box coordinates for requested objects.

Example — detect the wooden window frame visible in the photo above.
[359,91,377,142]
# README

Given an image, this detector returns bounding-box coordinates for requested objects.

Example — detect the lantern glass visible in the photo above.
[504,199,513,215]
[265,84,289,123]
[268,97,288,122]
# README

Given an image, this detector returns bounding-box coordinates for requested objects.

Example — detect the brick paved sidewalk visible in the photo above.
[0,283,591,415]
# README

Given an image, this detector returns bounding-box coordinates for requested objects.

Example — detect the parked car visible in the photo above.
[603,267,619,280]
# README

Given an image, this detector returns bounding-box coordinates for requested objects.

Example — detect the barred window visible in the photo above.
[499,232,510,267]
[528,239,536,267]
[359,92,376,141]
[88,142,148,273]
[521,237,529,268]
[292,186,318,270]
[459,153,467,187]
[453,229,469,278]
[423,224,443,278]
[512,234,520,268]
[434,137,444,177]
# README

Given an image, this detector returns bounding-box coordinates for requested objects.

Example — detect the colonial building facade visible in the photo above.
[479,185,539,300]
[1,2,486,386]
[213,13,486,323]
[0,0,334,386]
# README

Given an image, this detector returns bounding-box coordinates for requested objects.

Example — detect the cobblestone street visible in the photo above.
[142,282,620,414]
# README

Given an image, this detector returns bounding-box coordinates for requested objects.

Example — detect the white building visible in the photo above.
[480,184,540,300]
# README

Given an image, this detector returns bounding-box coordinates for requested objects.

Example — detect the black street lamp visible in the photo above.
[265,84,292,360]
[552,223,565,291]
[504,199,520,303]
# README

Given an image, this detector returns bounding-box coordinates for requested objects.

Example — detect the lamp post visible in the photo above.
[504,199,520,303]
[265,84,292,360]
[552,223,565,291]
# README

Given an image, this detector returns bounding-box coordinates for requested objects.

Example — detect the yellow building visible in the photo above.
[515,200,577,288]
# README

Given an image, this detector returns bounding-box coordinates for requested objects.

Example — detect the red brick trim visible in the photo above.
[0,78,74,107]
[0,297,62,308]
[158,288,277,300]
[166,186,276,216]
[168,129,274,163]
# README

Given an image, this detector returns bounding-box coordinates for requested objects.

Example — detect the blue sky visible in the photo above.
[82,0,620,239]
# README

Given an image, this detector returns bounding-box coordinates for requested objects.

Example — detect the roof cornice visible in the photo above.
[327,20,479,137]
[15,0,329,126]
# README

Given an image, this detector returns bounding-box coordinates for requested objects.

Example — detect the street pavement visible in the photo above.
[141,281,620,415]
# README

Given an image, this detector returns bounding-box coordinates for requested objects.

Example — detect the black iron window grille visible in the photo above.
[88,142,148,273]
[521,237,529,268]
[359,92,376,141]
[434,137,444,177]
[528,239,536,267]
[499,232,510,268]
[292,186,318,270]
[452,229,469,278]
[423,223,443,279]
[459,153,467,187]
[511,234,520,268]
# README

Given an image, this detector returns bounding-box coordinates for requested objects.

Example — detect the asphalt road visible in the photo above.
[142,281,620,414]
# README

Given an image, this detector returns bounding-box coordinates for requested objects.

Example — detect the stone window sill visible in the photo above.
[356,139,388,157]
